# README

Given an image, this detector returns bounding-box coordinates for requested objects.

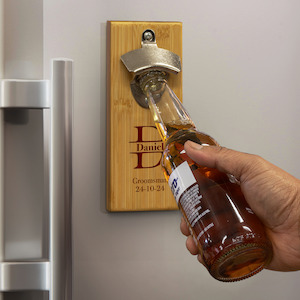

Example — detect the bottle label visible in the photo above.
[169,161,214,242]
[168,161,196,203]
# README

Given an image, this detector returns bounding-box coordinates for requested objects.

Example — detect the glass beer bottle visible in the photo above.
[140,71,273,282]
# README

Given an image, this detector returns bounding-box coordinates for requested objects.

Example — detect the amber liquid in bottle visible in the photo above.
[144,74,273,282]
[162,122,272,281]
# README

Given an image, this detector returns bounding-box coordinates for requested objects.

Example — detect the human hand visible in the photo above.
[181,141,300,272]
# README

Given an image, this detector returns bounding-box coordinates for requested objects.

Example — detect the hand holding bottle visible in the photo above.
[144,75,273,281]
[181,141,300,272]
[121,35,281,280]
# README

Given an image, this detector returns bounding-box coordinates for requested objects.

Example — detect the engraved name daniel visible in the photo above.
[129,126,164,169]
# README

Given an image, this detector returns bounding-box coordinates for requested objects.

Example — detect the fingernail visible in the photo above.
[186,141,203,150]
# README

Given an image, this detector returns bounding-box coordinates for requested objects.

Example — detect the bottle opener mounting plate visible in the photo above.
[106,21,182,211]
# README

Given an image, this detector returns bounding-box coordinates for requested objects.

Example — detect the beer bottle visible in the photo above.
[139,71,273,282]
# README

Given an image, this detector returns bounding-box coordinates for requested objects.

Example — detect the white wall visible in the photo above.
[43,1,300,299]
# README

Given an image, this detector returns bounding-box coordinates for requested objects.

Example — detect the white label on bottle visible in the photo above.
[168,161,196,203]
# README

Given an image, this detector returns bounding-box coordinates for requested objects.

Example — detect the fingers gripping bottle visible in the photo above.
[139,71,273,282]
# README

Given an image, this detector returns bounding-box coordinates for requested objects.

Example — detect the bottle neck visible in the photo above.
[140,72,196,142]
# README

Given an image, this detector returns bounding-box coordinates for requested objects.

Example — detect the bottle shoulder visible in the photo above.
[161,128,220,180]
[165,128,218,148]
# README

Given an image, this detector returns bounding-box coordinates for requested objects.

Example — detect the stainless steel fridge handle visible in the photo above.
[50,58,73,300]
[0,79,51,292]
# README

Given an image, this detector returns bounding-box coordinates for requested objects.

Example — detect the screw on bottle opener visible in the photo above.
[121,29,181,108]
[142,29,156,43]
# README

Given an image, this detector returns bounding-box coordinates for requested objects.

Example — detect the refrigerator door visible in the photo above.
[0,2,73,300]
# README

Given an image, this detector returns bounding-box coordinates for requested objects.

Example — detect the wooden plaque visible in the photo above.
[106,21,182,211]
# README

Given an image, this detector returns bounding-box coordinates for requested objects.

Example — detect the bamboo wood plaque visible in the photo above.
[106,21,182,211]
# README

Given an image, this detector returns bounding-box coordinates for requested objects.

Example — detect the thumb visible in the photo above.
[184,141,260,183]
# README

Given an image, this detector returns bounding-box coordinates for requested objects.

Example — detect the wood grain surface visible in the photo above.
[106,21,182,211]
